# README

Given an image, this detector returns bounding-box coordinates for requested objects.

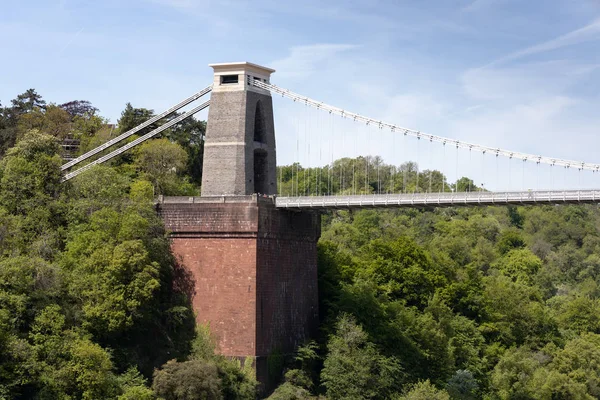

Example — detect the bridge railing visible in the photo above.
[274,190,600,209]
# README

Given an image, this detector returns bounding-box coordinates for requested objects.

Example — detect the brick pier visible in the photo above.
[158,195,320,386]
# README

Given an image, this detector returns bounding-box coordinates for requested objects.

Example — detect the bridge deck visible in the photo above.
[275,190,600,209]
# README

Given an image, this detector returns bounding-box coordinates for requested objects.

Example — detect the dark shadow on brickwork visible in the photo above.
[172,255,197,304]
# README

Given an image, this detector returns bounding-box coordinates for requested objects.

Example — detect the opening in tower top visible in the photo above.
[254,101,266,143]
[221,75,238,84]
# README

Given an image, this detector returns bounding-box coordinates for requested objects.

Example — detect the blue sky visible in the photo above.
[1,0,599,190]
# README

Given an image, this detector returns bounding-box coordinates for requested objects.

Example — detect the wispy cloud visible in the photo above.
[486,17,600,66]
[271,44,359,79]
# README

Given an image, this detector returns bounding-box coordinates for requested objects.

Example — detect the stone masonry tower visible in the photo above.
[159,62,320,392]
[201,62,277,196]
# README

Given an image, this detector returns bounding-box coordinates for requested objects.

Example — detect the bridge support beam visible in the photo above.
[158,196,320,391]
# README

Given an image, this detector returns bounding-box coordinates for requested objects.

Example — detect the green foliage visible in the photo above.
[117,103,156,134]
[16,104,72,140]
[397,380,450,400]
[497,229,526,255]
[152,359,223,400]
[0,90,272,399]
[1,89,46,156]
[357,237,445,307]
[479,275,557,346]
[0,115,197,397]
[267,370,316,400]
[152,355,256,400]
[187,325,257,399]
[28,305,120,400]
[117,368,156,400]
[302,181,600,398]
[494,248,542,284]
[191,324,217,360]
[490,334,600,399]
[321,314,402,399]
[165,116,205,184]
[5,88,600,399]
[216,357,257,400]
[552,295,600,334]
[446,370,478,399]
[130,179,155,203]
[134,138,192,195]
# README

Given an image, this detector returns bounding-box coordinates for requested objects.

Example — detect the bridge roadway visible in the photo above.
[275,189,600,209]
[158,189,600,210]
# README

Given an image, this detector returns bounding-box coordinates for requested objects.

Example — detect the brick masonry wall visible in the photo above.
[159,198,320,388]
[170,237,258,356]
[255,202,320,356]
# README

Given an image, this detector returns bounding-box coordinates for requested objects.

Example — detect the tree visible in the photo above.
[72,113,106,138]
[0,130,62,217]
[116,368,156,400]
[0,92,201,398]
[59,100,98,119]
[134,138,190,195]
[60,168,196,376]
[490,335,600,399]
[117,103,156,134]
[455,177,476,192]
[554,295,600,334]
[358,237,446,307]
[16,104,72,139]
[321,314,402,400]
[29,305,120,399]
[267,370,315,400]
[490,346,541,399]
[494,249,542,285]
[0,89,46,156]
[479,275,557,346]
[10,89,46,114]
[152,359,223,400]
[497,229,526,255]
[62,215,162,334]
[446,370,478,400]
[397,380,450,400]
[166,116,205,184]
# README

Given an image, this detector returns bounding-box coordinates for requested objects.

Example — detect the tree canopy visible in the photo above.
[2,87,600,398]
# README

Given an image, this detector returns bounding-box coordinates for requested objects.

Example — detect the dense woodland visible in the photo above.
[1,90,600,399]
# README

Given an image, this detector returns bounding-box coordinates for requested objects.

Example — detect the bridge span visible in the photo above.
[159,189,600,210]
[276,189,600,209]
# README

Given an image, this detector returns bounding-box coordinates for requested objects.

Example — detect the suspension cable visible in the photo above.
[251,80,600,172]
[443,142,446,192]
[416,135,420,193]
[429,138,433,193]
[455,144,459,192]
[469,148,472,192]
[403,132,407,193]
[63,100,210,181]
[62,85,212,171]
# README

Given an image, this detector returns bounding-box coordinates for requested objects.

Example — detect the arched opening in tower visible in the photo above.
[254,149,268,194]
[254,101,266,143]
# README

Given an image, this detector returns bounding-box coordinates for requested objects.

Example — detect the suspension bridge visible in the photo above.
[58,62,600,388]
[60,62,600,210]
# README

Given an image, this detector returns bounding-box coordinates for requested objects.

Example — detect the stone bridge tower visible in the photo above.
[201,62,277,196]
[159,62,320,392]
